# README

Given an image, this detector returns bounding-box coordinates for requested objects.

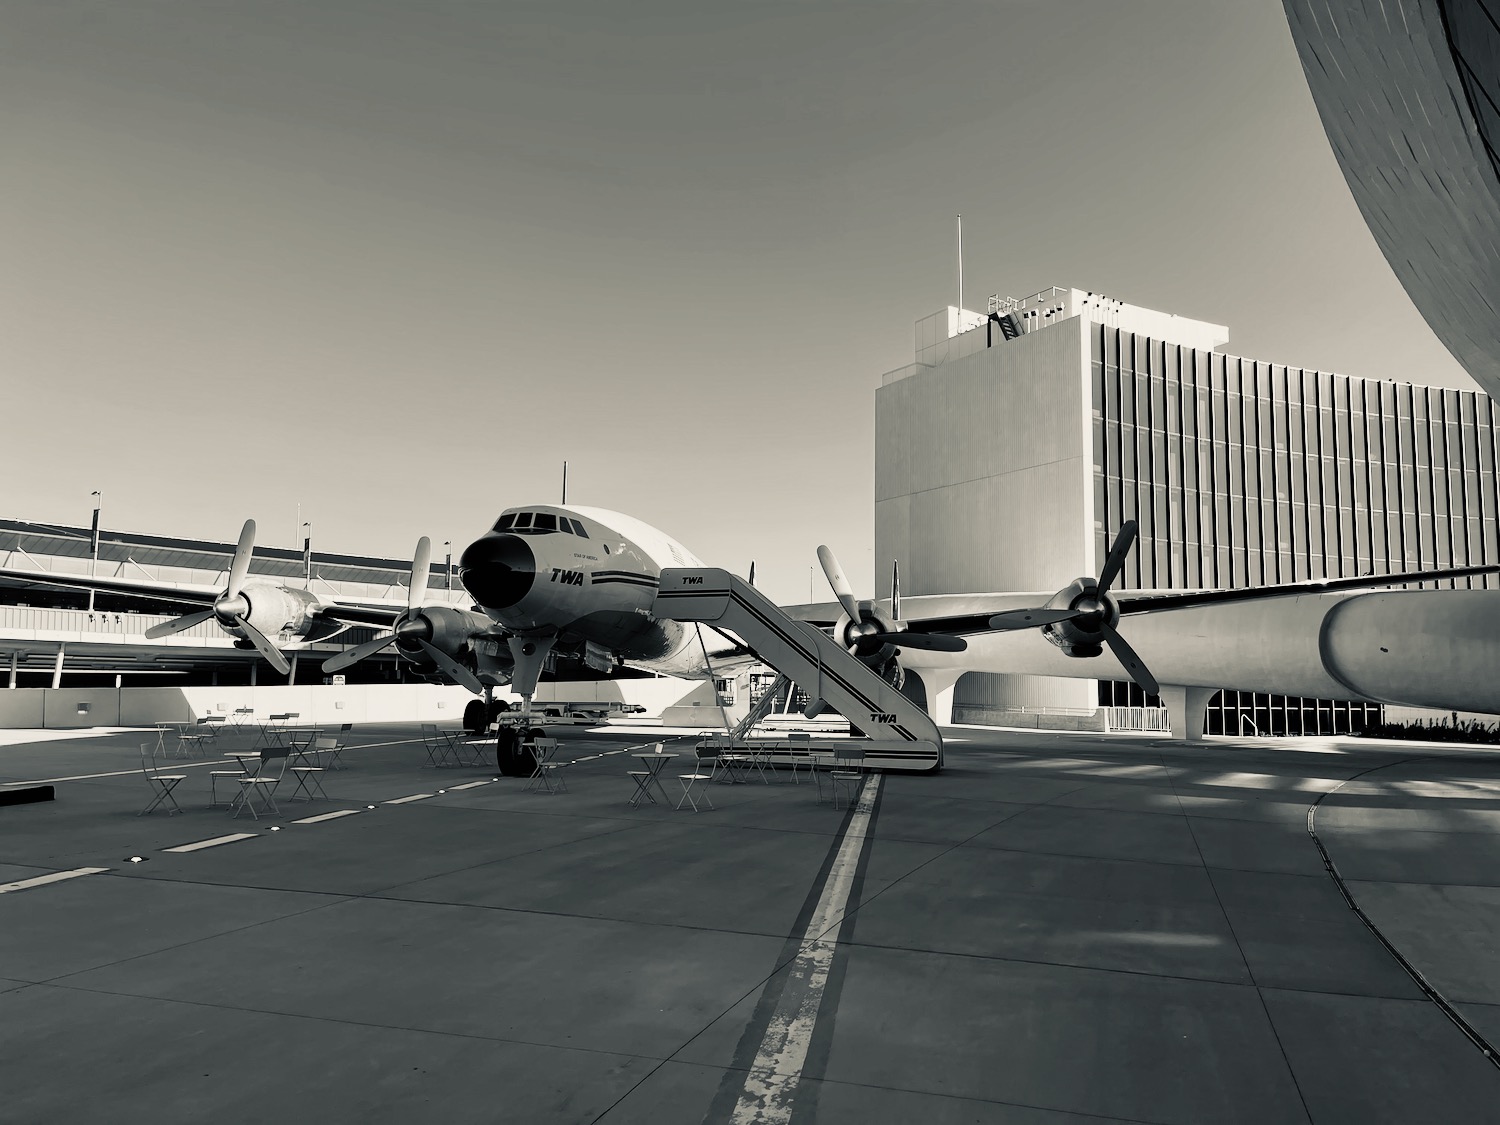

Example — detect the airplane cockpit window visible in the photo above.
[493,513,517,532]
[533,513,558,532]
[568,518,588,538]
[513,512,534,529]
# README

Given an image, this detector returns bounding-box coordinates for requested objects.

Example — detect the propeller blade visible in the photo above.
[225,519,256,599]
[416,639,484,694]
[891,559,901,622]
[816,545,863,623]
[233,615,291,675]
[1096,520,1137,596]
[409,536,432,612]
[322,633,397,673]
[986,607,1084,631]
[1100,621,1159,697]
[869,630,967,653]
[143,609,217,640]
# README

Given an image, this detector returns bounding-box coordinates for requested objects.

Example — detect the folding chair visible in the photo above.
[420,723,451,768]
[232,747,290,820]
[310,735,345,771]
[208,759,249,809]
[195,715,226,747]
[524,738,563,793]
[138,744,187,816]
[676,747,719,811]
[829,747,867,810]
[627,769,656,807]
[287,758,328,802]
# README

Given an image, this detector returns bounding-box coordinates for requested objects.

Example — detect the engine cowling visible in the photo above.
[393,605,487,668]
[232,583,320,644]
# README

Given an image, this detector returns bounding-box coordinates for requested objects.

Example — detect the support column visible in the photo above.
[909,669,964,726]
[288,653,298,687]
[1161,684,1216,742]
[8,652,17,689]
[250,662,257,687]
[51,645,65,690]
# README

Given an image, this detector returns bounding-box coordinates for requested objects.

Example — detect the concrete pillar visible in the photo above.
[288,653,298,687]
[1161,685,1216,742]
[51,645,65,690]
[7,652,17,689]
[250,662,257,687]
[910,669,964,726]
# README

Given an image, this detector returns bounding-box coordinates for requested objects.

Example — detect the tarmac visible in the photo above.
[1,719,1498,1124]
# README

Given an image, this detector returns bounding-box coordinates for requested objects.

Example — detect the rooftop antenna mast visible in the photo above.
[957,213,963,312]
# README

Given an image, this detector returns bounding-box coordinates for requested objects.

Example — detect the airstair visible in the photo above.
[654,568,943,772]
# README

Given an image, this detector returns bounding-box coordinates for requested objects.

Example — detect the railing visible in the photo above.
[0,604,224,640]
[1104,706,1172,733]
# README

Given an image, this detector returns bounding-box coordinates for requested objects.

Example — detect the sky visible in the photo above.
[2,0,1480,606]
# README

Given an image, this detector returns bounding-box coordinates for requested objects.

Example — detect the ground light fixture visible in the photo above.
[266,826,281,832]
[125,856,147,863]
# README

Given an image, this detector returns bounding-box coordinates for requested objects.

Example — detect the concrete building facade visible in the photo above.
[876,286,1499,731]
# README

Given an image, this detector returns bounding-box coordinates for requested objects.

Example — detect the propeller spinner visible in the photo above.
[143,519,290,675]
[816,546,967,656]
[987,521,1159,696]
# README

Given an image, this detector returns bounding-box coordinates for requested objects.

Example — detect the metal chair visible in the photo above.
[231,747,290,820]
[524,737,564,793]
[676,746,719,811]
[420,723,454,767]
[138,744,187,816]
[829,747,867,810]
[287,759,328,802]
[312,735,346,771]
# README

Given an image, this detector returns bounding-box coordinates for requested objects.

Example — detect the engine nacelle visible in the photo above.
[832,600,907,687]
[234,583,320,643]
[1040,577,1118,659]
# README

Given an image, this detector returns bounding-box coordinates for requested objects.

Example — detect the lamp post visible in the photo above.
[444,541,452,590]
[302,522,312,583]
[88,491,102,612]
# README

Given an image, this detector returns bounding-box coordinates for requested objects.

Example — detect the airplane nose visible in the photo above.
[458,534,536,610]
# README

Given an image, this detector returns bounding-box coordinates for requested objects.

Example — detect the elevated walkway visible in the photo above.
[654,568,943,772]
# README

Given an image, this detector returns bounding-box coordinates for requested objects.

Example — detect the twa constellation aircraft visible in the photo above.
[4,509,1500,743]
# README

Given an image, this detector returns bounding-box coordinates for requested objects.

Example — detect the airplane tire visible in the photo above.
[495,726,526,776]
[488,699,510,722]
[463,699,489,736]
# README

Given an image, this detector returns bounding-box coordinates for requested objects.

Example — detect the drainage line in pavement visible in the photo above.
[1306,760,1498,1071]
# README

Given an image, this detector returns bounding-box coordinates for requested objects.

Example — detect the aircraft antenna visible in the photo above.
[561,461,568,505]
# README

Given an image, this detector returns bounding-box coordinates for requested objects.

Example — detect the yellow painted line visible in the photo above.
[290,809,364,825]
[0,867,110,894]
[162,833,259,854]
[384,794,434,805]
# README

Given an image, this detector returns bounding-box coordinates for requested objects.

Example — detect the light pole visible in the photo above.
[302,522,312,582]
[444,541,452,590]
[88,491,102,612]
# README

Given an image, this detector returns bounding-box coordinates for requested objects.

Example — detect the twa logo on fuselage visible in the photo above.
[550,568,585,586]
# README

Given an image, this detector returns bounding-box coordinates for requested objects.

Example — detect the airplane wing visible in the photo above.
[0,562,408,626]
[0,564,220,608]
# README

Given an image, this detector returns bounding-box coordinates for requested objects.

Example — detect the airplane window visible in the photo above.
[494,514,516,531]
[514,512,533,528]
[533,513,558,532]
[569,518,588,538]
[602,542,611,554]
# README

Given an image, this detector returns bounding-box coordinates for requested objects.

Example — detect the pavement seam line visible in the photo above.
[1157,751,1315,1125]
[1307,755,1500,1071]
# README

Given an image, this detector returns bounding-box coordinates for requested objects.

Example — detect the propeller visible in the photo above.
[986,520,1159,696]
[816,546,967,655]
[144,519,290,675]
[322,537,483,693]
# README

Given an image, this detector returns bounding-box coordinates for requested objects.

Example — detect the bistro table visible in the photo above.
[628,749,676,807]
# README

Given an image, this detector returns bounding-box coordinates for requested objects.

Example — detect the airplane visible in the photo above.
[5,507,1500,748]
